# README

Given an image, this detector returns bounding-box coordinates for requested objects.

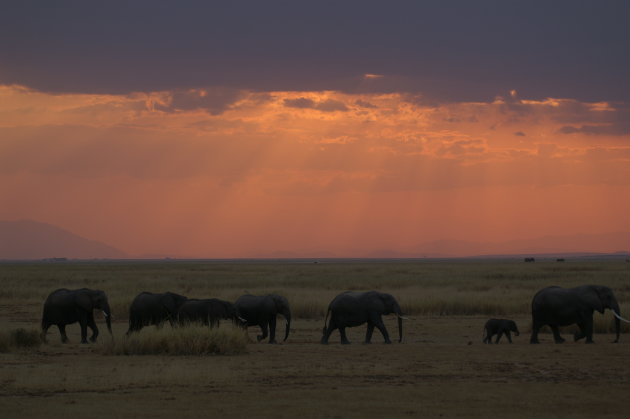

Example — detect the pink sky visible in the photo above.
[1,85,629,257]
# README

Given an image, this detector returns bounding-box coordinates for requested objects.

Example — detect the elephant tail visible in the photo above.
[322,307,331,335]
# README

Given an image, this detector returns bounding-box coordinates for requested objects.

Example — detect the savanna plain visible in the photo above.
[1,259,630,418]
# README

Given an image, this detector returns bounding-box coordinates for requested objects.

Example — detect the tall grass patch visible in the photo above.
[291,298,326,319]
[0,328,42,352]
[104,325,248,356]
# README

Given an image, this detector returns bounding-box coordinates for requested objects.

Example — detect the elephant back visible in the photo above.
[329,291,372,312]
[44,288,73,303]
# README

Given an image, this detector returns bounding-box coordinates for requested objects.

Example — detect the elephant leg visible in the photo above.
[58,324,69,343]
[127,316,143,335]
[574,323,586,342]
[483,330,491,344]
[550,325,565,344]
[168,314,177,327]
[87,314,99,343]
[495,331,502,344]
[257,323,268,342]
[321,321,336,344]
[321,326,333,344]
[268,316,277,344]
[372,315,391,344]
[79,319,89,344]
[41,322,51,343]
[530,320,542,344]
[506,331,513,344]
[339,327,351,344]
[584,319,594,344]
[364,323,375,344]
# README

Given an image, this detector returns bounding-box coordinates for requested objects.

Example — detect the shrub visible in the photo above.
[103,325,248,356]
[0,328,42,352]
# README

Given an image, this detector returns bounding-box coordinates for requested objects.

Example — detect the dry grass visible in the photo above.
[102,324,248,356]
[0,328,42,352]
[1,317,629,419]
[2,259,630,418]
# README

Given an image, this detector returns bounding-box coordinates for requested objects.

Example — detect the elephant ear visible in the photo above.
[75,291,95,312]
[272,295,291,316]
[271,295,284,309]
[582,287,605,313]
[162,293,178,314]
[375,293,390,312]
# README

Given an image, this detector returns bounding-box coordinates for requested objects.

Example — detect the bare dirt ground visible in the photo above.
[2,315,630,418]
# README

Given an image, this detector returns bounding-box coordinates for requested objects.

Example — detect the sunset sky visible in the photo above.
[1,1,629,257]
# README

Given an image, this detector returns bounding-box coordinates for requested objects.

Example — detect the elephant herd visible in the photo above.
[41,285,629,346]
[125,292,292,344]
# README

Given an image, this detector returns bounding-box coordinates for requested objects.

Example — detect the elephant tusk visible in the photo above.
[238,316,247,323]
[397,315,412,320]
[102,310,109,318]
[611,311,630,323]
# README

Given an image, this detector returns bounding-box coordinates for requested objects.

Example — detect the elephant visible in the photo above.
[178,298,245,328]
[126,291,188,335]
[234,294,291,344]
[530,285,628,344]
[41,288,112,344]
[321,291,405,344]
[483,318,519,344]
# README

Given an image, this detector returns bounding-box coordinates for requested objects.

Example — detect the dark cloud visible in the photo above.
[514,132,526,137]
[283,97,348,112]
[558,126,581,134]
[0,1,628,103]
[557,107,630,136]
[355,100,377,109]
[558,123,630,136]
[155,87,244,114]
[283,98,316,109]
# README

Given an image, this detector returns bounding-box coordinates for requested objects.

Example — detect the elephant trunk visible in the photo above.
[283,310,291,342]
[394,303,403,343]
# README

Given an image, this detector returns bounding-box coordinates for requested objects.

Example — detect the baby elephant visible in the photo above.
[483,318,519,344]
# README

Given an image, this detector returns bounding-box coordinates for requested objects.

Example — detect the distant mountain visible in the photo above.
[0,220,127,260]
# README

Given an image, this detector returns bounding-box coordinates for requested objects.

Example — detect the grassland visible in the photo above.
[1,259,630,418]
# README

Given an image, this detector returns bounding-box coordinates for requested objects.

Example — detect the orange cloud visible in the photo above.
[1,85,629,257]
